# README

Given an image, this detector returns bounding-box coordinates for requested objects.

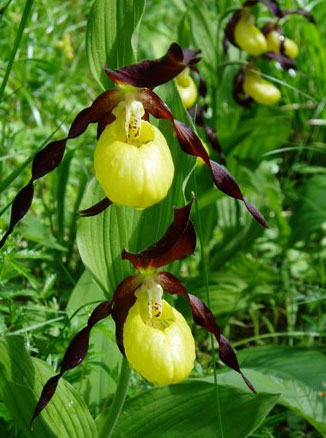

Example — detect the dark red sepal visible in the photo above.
[122,200,196,271]
[138,89,174,122]
[79,198,113,217]
[0,90,121,249]
[156,272,256,394]
[104,43,187,88]
[31,300,112,425]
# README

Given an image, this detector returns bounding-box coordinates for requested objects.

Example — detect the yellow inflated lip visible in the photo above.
[94,116,174,210]
[123,290,196,385]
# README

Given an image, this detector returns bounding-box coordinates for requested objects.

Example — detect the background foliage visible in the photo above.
[0,0,325,437]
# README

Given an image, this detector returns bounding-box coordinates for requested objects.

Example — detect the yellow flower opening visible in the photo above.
[266,30,299,59]
[175,68,198,109]
[243,70,281,105]
[123,279,196,385]
[234,9,268,56]
[94,100,174,209]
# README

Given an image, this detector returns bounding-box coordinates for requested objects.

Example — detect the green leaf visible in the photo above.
[77,82,194,293]
[86,0,146,89]
[290,175,326,241]
[67,270,121,412]
[111,381,278,438]
[0,336,97,438]
[217,345,326,434]
[186,1,218,80]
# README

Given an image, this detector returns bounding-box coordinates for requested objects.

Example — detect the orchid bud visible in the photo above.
[243,70,281,105]
[175,68,198,109]
[94,100,174,210]
[123,283,196,385]
[266,30,299,59]
[234,9,268,56]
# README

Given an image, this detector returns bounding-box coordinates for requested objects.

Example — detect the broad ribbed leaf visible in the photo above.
[111,381,278,438]
[86,0,146,89]
[217,345,326,435]
[0,337,97,438]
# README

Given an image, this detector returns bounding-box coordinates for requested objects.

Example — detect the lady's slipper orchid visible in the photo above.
[233,8,268,56]
[243,69,281,105]
[31,200,255,425]
[0,43,268,248]
[233,67,281,107]
[224,0,314,62]
[265,28,299,59]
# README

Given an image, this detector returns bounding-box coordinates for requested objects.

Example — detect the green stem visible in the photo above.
[192,173,224,438]
[0,0,34,102]
[98,357,131,438]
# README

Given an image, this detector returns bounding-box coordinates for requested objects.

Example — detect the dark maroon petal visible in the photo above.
[156,272,256,393]
[0,182,34,248]
[263,52,296,70]
[0,90,121,249]
[204,126,226,165]
[122,200,196,270]
[279,8,315,22]
[188,106,226,165]
[112,293,138,355]
[244,200,269,228]
[224,9,242,52]
[174,120,210,166]
[209,160,242,199]
[104,43,186,88]
[112,275,143,301]
[68,89,122,138]
[111,275,142,354]
[182,49,202,66]
[97,111,116,139]
[138,88,174,122]
[79,198,113,217]
[173,120,267,227]
[31,300,112,425]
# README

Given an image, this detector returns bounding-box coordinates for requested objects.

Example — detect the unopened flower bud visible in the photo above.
[243,70,281,105]
[234,9,268,56]
[94,101,174,209]
[123,284,196,385]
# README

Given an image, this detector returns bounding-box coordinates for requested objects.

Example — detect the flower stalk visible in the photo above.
[98,358,131,438]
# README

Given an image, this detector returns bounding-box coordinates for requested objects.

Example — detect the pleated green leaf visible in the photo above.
[111,381,279,438]
[0,336,97,438]
[218,345,326,434]
[86,0,146,89]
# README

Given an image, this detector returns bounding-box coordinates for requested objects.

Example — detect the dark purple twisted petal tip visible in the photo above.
[122,200,196,271]
[156,272,256,394]
[31,300,112,425]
